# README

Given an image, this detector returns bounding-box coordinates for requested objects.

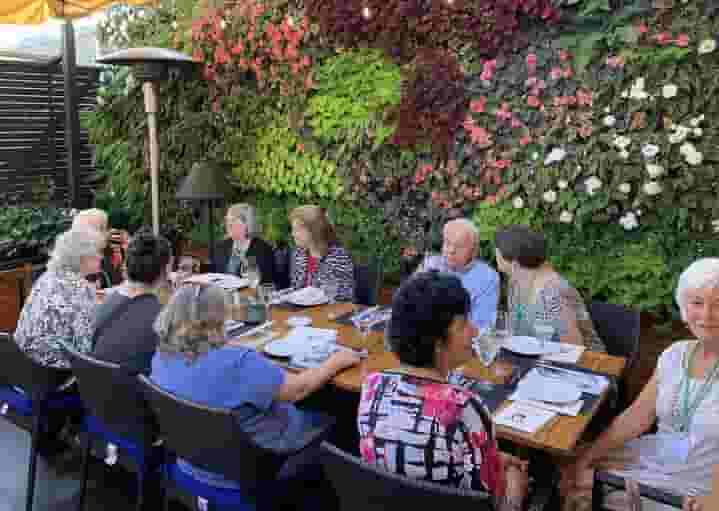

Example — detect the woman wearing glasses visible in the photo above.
[150,284,360,493]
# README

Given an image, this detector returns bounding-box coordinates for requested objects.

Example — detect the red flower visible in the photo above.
[296,143,305,153]
[494,159,512,170]
[231,40,244,55]
[562,66,573,79]
[301,55,311,67]
[525,53,537,74]
[675,33,690,47]
[576,89,593,107]
[527,95,541,108]
[637,23,649,34]
[510,117,523,129]
[654,32,673,45]
[484,194,498,205]
[559,50,571,62]
[192,49,205,62]
[214,46,230,65]
[519,135,531,146]
[470,97,486,113]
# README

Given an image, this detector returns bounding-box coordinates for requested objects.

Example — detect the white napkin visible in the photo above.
[533,364,610,396]
[494,402,557,433]
[185,273,249,290]
[541,343,585,364]
[510,369,585,416]
[285,286,328,305]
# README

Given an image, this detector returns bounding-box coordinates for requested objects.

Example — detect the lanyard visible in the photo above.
[676,343,719,433]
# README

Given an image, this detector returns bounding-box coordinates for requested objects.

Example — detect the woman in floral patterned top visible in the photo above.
[358,272,528,511]
[14,228,105,368]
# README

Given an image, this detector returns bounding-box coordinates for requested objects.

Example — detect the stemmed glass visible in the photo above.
[245,256,261,291]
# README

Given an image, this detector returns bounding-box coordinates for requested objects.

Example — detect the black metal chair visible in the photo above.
[592,470,684,510]
[273,244,293,291]
[65,349,162,511]
[137,375,335,510]
[354,260,383,306]
[0,334,83,511]
[588,301,641,411]
[320,442,496,510]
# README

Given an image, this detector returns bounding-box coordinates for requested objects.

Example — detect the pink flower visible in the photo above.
[480,59,497,81]
[469,126,491,146]
[527,95,541,108]
[654,32,673,46]
[550,66,563,80]
[563,66,573,79]
[519,135,531,146]
[525,53,537,74]
[494,159,512,170]
[559,50,571,62]
[484,194,498,205]
[510,117,523,129]
[605,55,625,68]
[576,89,593,107]
[536,79,547,90]
[525,76,538,88]
[637,23,649,35]
[578,124,593,138]
[675,33,690,47]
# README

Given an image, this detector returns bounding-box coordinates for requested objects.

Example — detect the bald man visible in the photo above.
[416,218,499,331]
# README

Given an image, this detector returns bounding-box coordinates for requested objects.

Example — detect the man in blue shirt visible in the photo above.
[417,218,499,332]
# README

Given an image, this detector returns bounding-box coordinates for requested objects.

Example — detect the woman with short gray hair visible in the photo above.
[210,203,276,285]
[562,258,719,510]
[14,228,105,368]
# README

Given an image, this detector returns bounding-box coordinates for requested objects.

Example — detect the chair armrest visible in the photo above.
[594,470,684,509]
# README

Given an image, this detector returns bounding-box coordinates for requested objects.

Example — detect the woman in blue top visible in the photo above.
[150,283,361,489]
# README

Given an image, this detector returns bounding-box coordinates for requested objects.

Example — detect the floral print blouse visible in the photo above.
[14,268,95,368]
[358,372,505,499]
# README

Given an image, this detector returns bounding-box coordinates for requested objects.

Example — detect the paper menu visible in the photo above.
[493,402,557,433]
[541,344,585,364]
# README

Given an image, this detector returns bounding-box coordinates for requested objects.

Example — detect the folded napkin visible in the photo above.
[541,344,585,364]
[493,402,557,433]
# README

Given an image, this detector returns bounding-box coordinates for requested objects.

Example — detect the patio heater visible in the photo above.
[97,48,196,236]
[176,161,230,265]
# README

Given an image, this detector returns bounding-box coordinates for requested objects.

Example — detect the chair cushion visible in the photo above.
[83,415,162,469]
[0,385,82,417]
[167,462,260,510]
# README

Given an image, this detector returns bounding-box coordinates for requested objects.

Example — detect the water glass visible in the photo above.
[257,283,275,304]
[322,282,339,304]
[475,331,501,367]
[534,319,555,348]
[495,310,511,339]
[245,257,261,290]
[352,316,374,347]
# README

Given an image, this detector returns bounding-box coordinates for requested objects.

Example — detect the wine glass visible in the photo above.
[245,257,261,290]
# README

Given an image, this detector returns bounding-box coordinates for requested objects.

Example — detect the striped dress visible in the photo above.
[290,243,355,302]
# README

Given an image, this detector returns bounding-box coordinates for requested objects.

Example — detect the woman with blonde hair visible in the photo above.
[150,283,360,490]
[289,205,354,301]
[211,203,276,285]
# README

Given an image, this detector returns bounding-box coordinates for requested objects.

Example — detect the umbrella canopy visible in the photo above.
[0,0,156,24]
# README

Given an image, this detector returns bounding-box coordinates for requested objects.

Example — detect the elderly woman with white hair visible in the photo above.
[210,203,276,285]
[14,228,106,368]
[561,258,719,511]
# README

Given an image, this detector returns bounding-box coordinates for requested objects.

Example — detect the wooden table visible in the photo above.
[232,301,627,457]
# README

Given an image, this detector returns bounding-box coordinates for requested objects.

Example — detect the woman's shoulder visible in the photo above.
[661,340,697,359]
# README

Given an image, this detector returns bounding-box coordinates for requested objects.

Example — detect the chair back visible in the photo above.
[0,333,71,401]
[137,375,286,491]
[354,259,383,306]
[65,348,158,446]
[0,263,32,332]
[320,443,495,511]
[273,244,293,290]
[588,301,640,370]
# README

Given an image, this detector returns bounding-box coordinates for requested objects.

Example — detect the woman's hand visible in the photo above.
[326,349,362,372]
[684,495,709,511]
[500,452,529,500]
[560,454,592,497]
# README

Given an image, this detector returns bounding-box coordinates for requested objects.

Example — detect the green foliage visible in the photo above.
[232,118,342,198]
[0,207,72,254]
[472,201,544,243]
[307,49,401,146]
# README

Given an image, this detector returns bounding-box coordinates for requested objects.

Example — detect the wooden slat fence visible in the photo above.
[0,59,100,207]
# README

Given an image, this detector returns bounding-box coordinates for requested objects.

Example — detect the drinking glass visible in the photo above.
[245,257,261,290]
[352,316,374,348]
[495,310,511,339]
[322,281,339,305]
[534,319,555,349]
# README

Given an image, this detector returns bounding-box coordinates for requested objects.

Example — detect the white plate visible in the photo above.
[515,379,583,404]
[263,339,305,358]
[503,336,552,356]
[286,287,329,306]
[287,316,312,327]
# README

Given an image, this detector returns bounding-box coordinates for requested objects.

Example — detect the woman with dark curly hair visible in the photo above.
[358,272,528,511]
[150,283,360,491]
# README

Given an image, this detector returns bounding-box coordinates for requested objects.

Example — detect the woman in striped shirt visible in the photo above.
[289,205,355,302]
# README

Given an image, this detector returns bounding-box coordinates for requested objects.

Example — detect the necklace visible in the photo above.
[675,342,719,433]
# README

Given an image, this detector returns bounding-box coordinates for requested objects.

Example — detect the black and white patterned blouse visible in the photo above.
[14,268,95,368]
[290,243,355,302]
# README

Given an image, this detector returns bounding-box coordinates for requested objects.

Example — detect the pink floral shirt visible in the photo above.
[358,372,504,497]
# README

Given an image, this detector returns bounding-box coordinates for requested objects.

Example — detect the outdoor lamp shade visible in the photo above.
[176,162,229,201]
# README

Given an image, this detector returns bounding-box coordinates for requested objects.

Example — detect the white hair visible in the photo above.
[675,258,719,321]
[47,228,105,273]
[72,208,109,233]
[226,203,259,237]
[444,218,480,255]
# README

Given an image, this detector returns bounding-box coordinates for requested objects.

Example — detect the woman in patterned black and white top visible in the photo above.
[14,228,106,368]
[494,225,605,352]
[289,205,354,302]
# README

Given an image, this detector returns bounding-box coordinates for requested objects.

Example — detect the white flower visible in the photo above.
[97,96,105,106]
[646,164,665,179]
[544,147,567,165]
[585,176,603,196]
[604,106,611,113]
[619,212,639,231]
[621,90,629,98]
[618,182,631,194]
[557,179,569,190]
[221,19,227,29]
[693,128,703,137]
[629,77,648,100]
[559,210,574,224]
[685,150,703,166]
[662,84,678,99]
[543,190,558,203]
[713,219,719,233]
[690,115,705,127]
[512,197,525,209]
[669,125,691,145]
[171,21,178,30]
[643,181,663,196]
[641,144,660,159]
[680,142,697,156]
[636,209,643,216]
[603,115,616,127]
[531,152,539,161]
[619,150,630,160]
[698,39,717,55]
[613,136,631,149]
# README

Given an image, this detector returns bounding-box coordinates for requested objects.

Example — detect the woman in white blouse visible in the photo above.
[561,258,719,511]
